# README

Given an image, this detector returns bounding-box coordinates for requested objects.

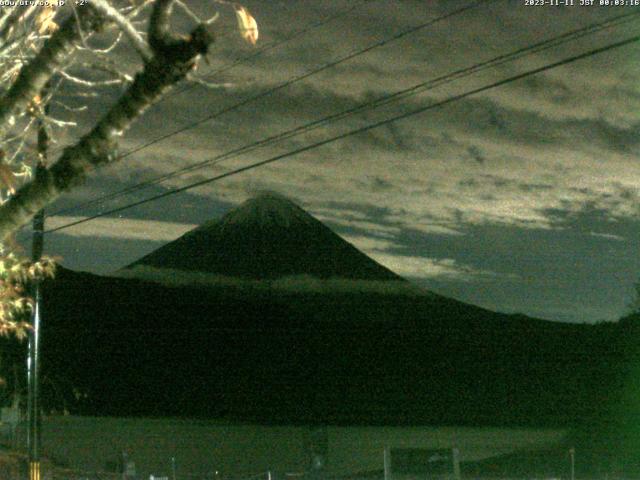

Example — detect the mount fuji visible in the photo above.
[33,193,628,430]
[123,192,402,282]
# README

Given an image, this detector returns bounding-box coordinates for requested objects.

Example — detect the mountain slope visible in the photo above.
[37,265,625,428]
[30,194,631,433]
[123,193,401,281]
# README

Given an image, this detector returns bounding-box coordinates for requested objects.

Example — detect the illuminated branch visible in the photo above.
[90,0,153,61]
[0,5,38,42]
[0,0,214,240]
[0,7,107,140]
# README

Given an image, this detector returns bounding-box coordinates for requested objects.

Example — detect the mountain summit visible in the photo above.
[45,193,625,433]
[124,193,402,281]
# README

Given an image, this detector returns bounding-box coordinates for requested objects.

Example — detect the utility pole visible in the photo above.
[28,96,49,480]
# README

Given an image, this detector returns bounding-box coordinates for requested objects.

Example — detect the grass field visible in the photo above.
[5,416,568,478]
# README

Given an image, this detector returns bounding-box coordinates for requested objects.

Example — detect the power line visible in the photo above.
[47,0,376,159]
[119,1,487,156]
[45,32,640,234]
[175,0,375,92]
[131,1,377,114]
[49,0,488,216]
[51,9,640,217]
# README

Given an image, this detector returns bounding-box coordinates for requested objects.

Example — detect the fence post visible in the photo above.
[570,447,575,480]
[383,447,391,480]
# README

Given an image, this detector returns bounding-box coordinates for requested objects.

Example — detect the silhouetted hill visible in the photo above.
[26,194,633,434]
[39,266,624,428]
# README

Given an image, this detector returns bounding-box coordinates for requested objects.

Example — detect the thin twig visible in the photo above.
[188,77,236,90]
[0,4,19,35]
[77,31,123,54]
[0,4,38,42]
[90,0,152,61]
[0,6,107,140]
[53,101,89,113]
[176,0,203,24]
[58,69,126,87]
[0,0,215,240]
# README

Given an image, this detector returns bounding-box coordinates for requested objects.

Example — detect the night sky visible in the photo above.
[19,0,640,323]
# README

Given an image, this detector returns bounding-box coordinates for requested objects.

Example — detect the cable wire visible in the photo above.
[45,32,640,234]
[47,0,489,203]
[120,0,487,155]
[51,9,640,217]
[46,0,376,159]
[177,0,375,91]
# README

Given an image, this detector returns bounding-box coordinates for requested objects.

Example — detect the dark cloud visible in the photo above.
[520,76,573,105]
[466,145,486,164]
[36,0,640,323]
[395,219,640,322]
[355,176,395,192]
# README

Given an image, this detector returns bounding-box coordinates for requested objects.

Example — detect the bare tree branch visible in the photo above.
[0,0,214,240]
[0,5,19,35]
[79,59,134,83]
[126,0,156,20]
[57,69,126,87]
[149,0,174,48]
[0,7,107,140]
[0,4,38,43]
[91,0,153,61]
[175,0,202,24]
[77,31,124,54]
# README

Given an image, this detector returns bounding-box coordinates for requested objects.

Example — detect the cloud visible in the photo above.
[113,78,640,237]
[341,232,513,283]
[46,216,197,241]
[41,0,640,322]
[589,231,626,242]
[115,266,429,297]
[466,145,486,164]
[341,235,398,252]
[369,254,515,282]
[86,12,638,242]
